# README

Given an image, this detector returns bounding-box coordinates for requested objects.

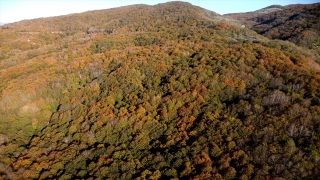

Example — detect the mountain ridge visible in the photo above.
[3,1,223,34]
[224,3,320,62]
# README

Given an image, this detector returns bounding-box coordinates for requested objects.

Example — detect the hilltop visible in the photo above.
[0,1,320,179]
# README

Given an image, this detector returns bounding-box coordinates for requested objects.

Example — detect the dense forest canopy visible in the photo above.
[0,1,320,179]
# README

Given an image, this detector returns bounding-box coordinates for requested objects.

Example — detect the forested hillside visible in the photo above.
[224,3,320,62]
[0,1,320,179]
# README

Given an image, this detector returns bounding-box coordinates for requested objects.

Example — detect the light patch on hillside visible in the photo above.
[254,8,283,14]
[18,103,40,116]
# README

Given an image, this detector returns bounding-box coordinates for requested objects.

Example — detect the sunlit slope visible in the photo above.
[0,1,320,179]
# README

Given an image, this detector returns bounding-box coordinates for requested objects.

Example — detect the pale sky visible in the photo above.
[0,0,319,23]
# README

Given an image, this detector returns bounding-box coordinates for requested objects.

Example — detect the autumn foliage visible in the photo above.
[0,1,320,179]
